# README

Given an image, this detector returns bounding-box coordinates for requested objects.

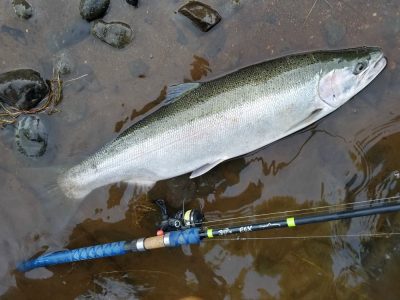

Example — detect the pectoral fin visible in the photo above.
[163,82,201,106]
[286,108,324,133]
[190,158,226,178]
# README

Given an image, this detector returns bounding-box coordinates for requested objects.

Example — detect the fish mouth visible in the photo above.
[363,52,387,84]
[373,53,387,73]
[374,53,387,72]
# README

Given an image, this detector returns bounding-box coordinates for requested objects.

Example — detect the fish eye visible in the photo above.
[353,61,368,75]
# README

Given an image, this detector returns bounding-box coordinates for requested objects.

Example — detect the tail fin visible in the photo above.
[18,166,82,245]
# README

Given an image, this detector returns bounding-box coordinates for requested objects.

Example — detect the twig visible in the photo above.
[304,0,319,25]
[0,70,64,127]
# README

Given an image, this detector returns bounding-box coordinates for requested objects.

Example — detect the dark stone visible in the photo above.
[178,1,222,32]
[126,0,138,8]
[1,25,27,45]
[0,69,49,110]
[128,60,149,78]
[323,18,346,47]
[79,0,110,22]
[91,20,133,49]
[15,116,48,158]
[12,0,33,19]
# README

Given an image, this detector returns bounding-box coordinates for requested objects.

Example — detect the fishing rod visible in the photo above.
[18,199,400,272]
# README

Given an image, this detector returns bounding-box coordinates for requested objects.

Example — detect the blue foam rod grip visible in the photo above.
[168,228,200,247]
[18,241,127,272]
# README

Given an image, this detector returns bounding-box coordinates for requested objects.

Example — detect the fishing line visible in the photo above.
[199,195,400,228]
[206,232,400,241]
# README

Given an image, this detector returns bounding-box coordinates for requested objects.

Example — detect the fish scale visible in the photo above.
[58,47,386,200]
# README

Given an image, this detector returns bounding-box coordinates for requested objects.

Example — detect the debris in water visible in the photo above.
[0,69,49,111]
[178,1,222,32]
[15,115,48,158]
[91,20,133,49]
[54,52,75,75]
[79,0,110,22]
[0,70,63,127]
[12,0,33,19]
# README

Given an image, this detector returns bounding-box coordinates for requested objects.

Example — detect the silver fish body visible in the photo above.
[59,48,387,199]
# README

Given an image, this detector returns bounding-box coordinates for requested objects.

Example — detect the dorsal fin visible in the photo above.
[163,82,200,106]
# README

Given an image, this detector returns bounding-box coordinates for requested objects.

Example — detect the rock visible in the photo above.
[0,69,49,110]
[79,0,110,22]
[54,52,74,75]
[178,1,222,32]
[128,59,149,78]
[91,20,133,49]
[323,18,346,47]
[126,0,138,8]
[15,115,48,158]
[12,0,33,19]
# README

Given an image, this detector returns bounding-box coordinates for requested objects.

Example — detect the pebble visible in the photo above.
[12,0,33,20]
[178,1,222,32]
[323,18,346,47]
[126,0,139,8]
[128,59,149,78]
[79,0,110,22]
[0,69,49,110]
[15,115,48,158]
[91,20,133,49]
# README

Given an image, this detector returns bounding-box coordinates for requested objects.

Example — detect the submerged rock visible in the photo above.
[12,0,33,19]
[178,1,222,32]
[126,0,139,8]
[79,0,110,21]
[91,20,133,48]
[15,115,48,158]
[54,52,74,75]
[1,25,27,45]
[48,19,91,51]
[323,18,346,47]
[0,69,49,110]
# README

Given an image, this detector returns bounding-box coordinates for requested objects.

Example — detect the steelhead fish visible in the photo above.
[59,47,386,200]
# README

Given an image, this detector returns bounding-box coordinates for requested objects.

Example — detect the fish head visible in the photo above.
[318,47,386,108]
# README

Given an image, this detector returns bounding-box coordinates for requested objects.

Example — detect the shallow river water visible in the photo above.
[1,0,400,299]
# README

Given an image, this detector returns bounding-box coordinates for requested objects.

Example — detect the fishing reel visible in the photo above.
[155,199,204,234]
